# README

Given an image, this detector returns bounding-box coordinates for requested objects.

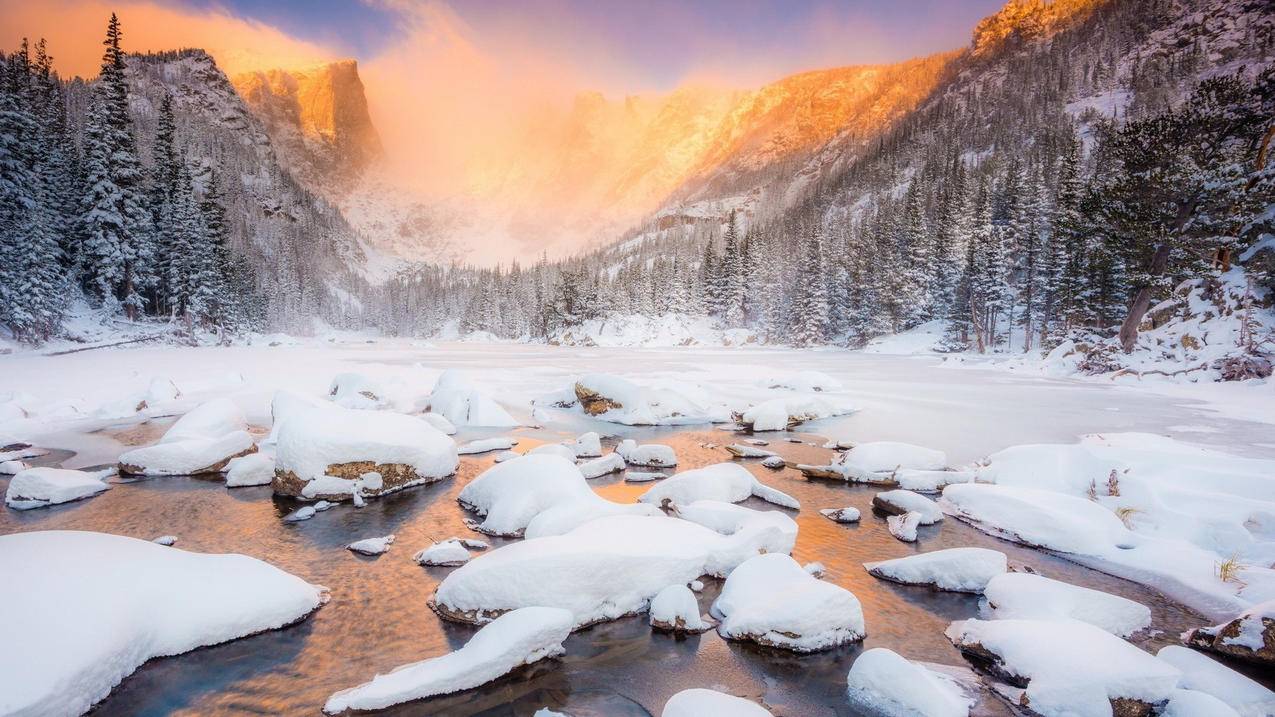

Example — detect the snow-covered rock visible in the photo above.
[567,431,602,457]
[284,505,317,523]
[348,535,395,556]
[5,467,111,510]
[328,372,389,409]
[428,369,519,427]
[263,389,329,446]
[865,548,1007,593]
[670,500,798,552]
[982,573,1151,637]
[152,535,177,546]
[615,439,677,468]
[940,484,1130,555]
[649,584,714,633]
[662,689,773,717]
[799,441,948,483]
[528,443,577,460]
[567,373,720,425]
[433,514,793,628]
[893,469,977,493]
[873,489,944,524]
[762,370,842,393]
[457,437,518,455]
[225,452,275,488]
[725,443,777,458]
[846,648,973,717]
[1162,689,1241,717]
[273,406,457,501]
[413,539,472,567]
[420,411,457,435]
[1156,645,1275,717]
[118,398,256,476]
[638,462,799,509]
[711,553,865,652]
[322,606,573,714]
[578,453,626,479]
[945,618,1181,717]
[887,512,922,542]
[0,531,324,717]
[820,507,861,523]
[739,395,851,432]
[0,459,30,474]
[458,454,656,537]
[740,399,789,431]
[1183,601,1275,666]
[760,455,786,470]
[624,471,667,482]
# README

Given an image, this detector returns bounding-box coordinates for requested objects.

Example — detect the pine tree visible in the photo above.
[790,225,829,347]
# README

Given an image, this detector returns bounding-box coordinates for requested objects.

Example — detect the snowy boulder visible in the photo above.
[846,648,974,717]
[945,618,1181,717]
[323,607,573,714]
[567,374,720,425]
[118,398,256,476]
[140,376,182,409]
[0,531,324,717]
[1162,689,1240,717]
[615,439,677,468]
[528,443,578,460]
[737,395,849,432]
[983,573,1151,637]
[5,467,111,510]
[0,459,29,475]
[273,406,457,502]
[801,441,947,483]
[420,412,457,435]
[740,399,790,431]
[649,584,714,633]
[893,469,976,494]
[638,462,799,510]
[567,431,602,458]
[428,370,518,427]
[670,500,798,553]
[264,390,330,446]
[624,471,667,482]
[225,452,276,488]
[433,514,793,628]
[820,507,861,523]
[328,372,388,409]
[457,437,519,455]
[348,535,395,556]
[761,455,786,470]
[662,689,773,717]
[725,443,777,458]
[458,455,655,537]
[1156,645,1275,717]
[865,548,1007,593]
[712,553,865,652]
[414,539,473,567]
[873,489,944,524]
[152,535,177,546]
[940,483,1130,555]
[887,512,922,542]
[1182,601,1275,667]
[578,453,625,479]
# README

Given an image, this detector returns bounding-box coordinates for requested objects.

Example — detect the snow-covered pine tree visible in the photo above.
[790,224,829,347]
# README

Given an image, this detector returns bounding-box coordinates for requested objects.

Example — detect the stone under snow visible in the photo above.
[225,452,275,488]
[1182,600,1275,666]
[820,506,861,523]
[117,398,255,476]
[638,462,799,509]
[5,467,111,510]
[649,584,714,633]
[982,572,1151,637]
[661,689,773,717]
[323,607,573,714]
[578,452,625,479]
[873,489,944,524]
[457,437,518,455]
[1155,645,1275,717]
[887,512,922,542]
[864,548,1007,593]
[567,373,721,426]
[428,369,519,427]
[845,648,974,717]
[414,539,473,567]
[348,534,395,556]
[615,439,677,467]
[711,553,866,653]
[566,431,602,457]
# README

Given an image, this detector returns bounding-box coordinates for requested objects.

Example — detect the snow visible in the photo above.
[841,441,947,473]
[560,373,726,426]
[225,452,276,487]
[567,431,602,457]
[893,469,976,493]
[348,534,395,556]
[761,455,786,469]
[284,505,317,522]
[578,452,626,478]
[615,439,677,467]
[845,648,973,717]
[275,405,457,498]
[982,573,1151,637]
[638,462,799,509]
[625,471,667,482]
[117,398,255,476]
[741,399,789,431]
[0,531,324,717]
[420,412,457,435]
[528,443,578,460]
[328,372,389,409]
[458,454,657,537]
[0,459,28,474]
[433,514,794,628]
[874,489,944,524]
[322,606,573,714]
[1162,689,1240,717]
[741,395,852,431]
[649,584,713,632]
[1156,646,1275,717]
[670,500,798,551]
[864,548,1007,593]
[711,553,865,652]
[940,484,1130,555]
[153,535,178,546]
[428,369,519,427]
[414,539,472,567]
[661,689,773,717]
[5,467,111,510]
[820,506,861,523]
[726,443,777,458]
[888,512,922,542]
[762,370,842,392]
[945,618,1181,717]
[457,437,519,455]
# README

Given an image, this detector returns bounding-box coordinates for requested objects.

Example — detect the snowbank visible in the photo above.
[638,462,799,509]
[940,484,1130,555]
[0,531,324,717]
[118,398,256,476]
[1156,646,1275,717]
[761,370,843,392]
[662,689,773,717]
[323,607,573,714]
[982,573,1151,637]
[845,648,973,717]
[945,618,1180,717]
[274,406,457,501]
[5,467,110,510]
[427,370,518,427]
[433,514,793,628]
[864,548,1007,593]
[712,553,865,652]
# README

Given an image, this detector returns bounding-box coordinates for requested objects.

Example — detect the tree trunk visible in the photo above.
[1118,242,1171,353]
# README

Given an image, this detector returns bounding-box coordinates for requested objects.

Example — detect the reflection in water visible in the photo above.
[0,427,1253,716]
